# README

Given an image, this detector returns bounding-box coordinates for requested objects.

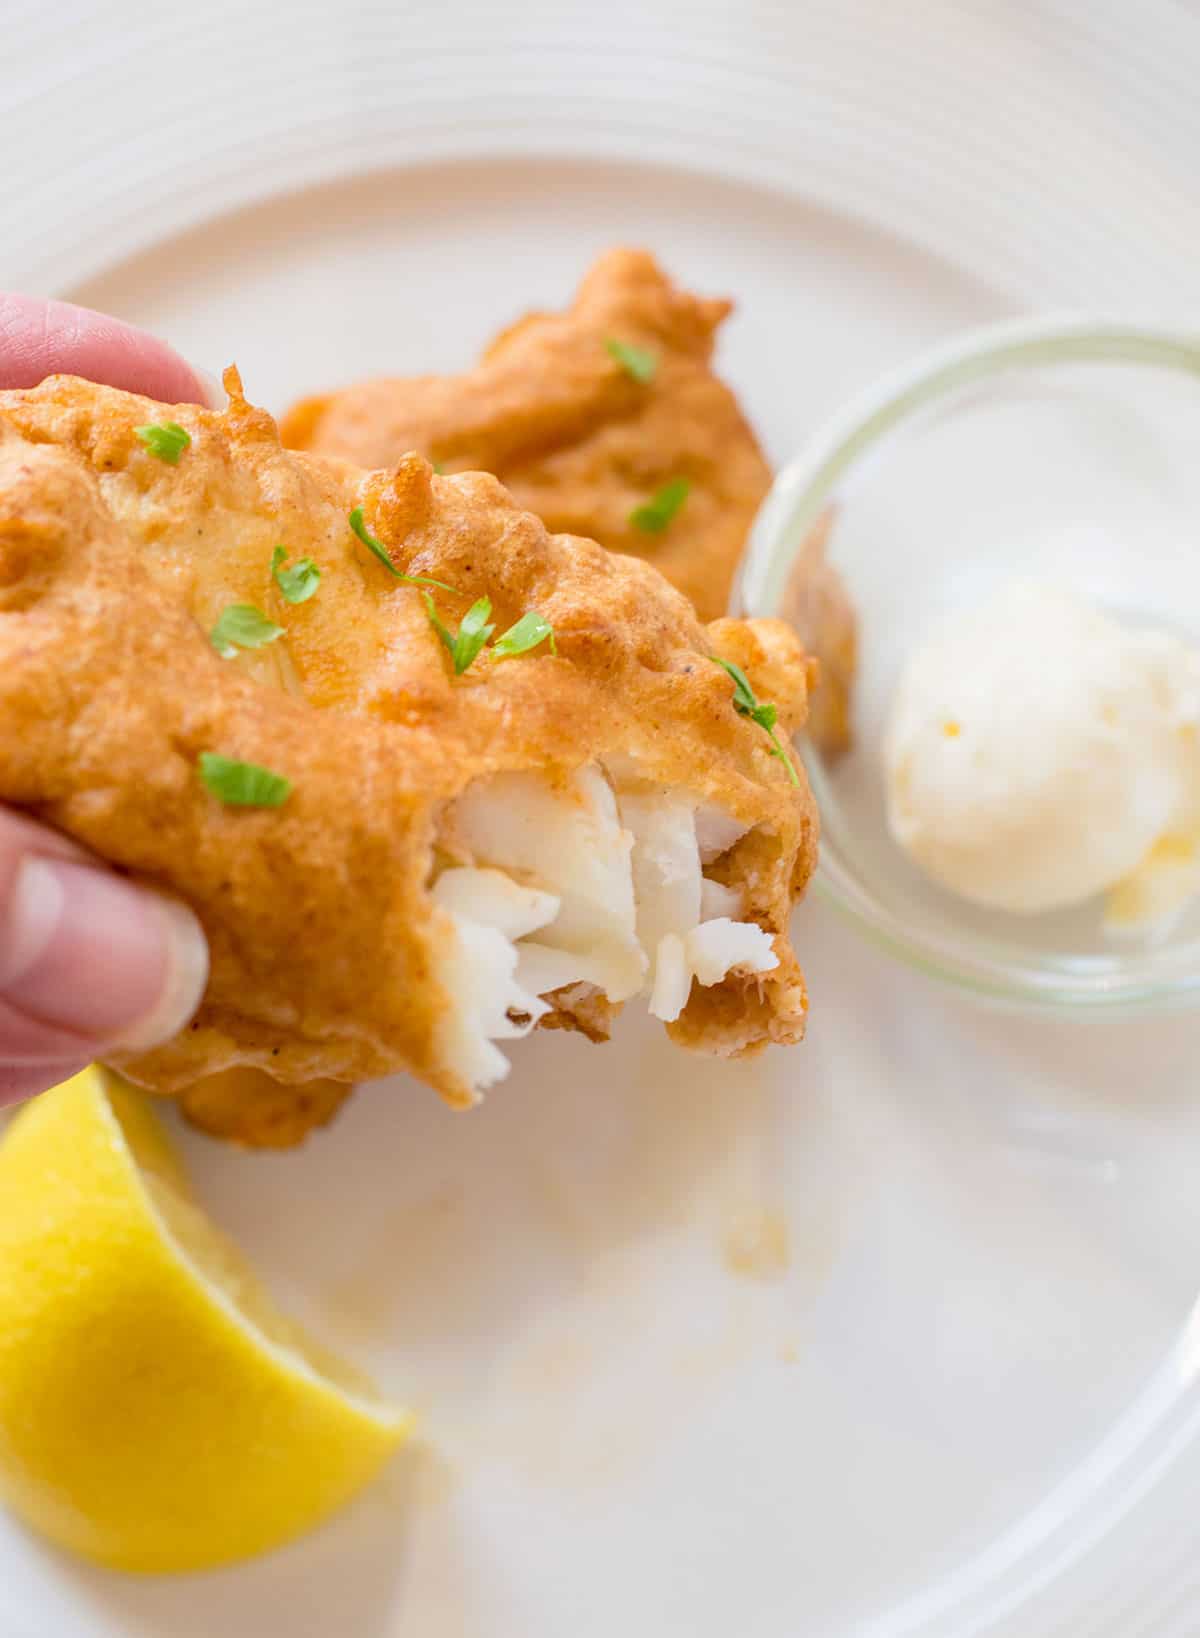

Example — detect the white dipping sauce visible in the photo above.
[884,581,1200,928]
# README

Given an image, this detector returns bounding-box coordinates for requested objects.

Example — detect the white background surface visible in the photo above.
[4,4,1200,1635]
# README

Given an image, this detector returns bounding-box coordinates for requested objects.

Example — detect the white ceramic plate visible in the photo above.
[5,5,1200,1635]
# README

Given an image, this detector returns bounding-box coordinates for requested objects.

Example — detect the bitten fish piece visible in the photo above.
[0,371,817,1142]
[281,248,773,622]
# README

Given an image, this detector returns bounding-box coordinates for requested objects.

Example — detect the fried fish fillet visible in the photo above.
[281,248,772,623]
[175,1067,354,1149]
[0,371,818,1142]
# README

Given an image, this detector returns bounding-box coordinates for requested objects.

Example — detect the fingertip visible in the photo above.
[0,857,209,1058]
[0,1061,88,1107]
[0,292,215,407]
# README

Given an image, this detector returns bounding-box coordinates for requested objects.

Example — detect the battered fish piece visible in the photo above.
[175,1068,354,1149]
[281,248,772,622]
[0,371,817,1142]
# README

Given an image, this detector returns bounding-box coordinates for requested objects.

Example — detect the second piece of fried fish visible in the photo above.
[0,370,818,1143]
[281,248,772,623]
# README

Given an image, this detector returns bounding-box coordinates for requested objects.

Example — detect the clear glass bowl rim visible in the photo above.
[736,315,1200,1013]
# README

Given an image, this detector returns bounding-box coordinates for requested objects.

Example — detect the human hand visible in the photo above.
[0,295,212,1105]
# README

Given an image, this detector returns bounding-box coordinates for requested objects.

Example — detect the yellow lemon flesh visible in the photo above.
[0,1067,410,1573]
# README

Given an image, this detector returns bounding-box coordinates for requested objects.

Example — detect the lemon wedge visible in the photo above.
[0,1067,410,1573]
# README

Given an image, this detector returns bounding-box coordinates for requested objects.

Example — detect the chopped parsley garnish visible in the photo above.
[271,545,321,605]
[431,459,446,475]
[629,477,690,533]
[135,421,191,464]
[423,595,556,672]
[198,752,292,808]
[604,337,657,384]
[348,507,457,591]
[210,604,284,657]
[493,609,556,659]
[712,657,800,786]
[423,593,494,674]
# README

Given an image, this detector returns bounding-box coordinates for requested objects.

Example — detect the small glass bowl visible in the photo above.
[737,317,1200,1011]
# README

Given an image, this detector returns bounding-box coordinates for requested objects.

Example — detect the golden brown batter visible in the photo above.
[0,370,817,1143]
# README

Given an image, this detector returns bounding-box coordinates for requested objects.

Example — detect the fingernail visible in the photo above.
[113,892,211,1052]
[0,858,209,1052]
[191,366,226,410]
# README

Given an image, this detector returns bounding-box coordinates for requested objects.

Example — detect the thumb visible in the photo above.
[0,292,219,405]
[0,810,208,1081]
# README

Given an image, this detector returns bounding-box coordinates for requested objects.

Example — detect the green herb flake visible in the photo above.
[629,477,690,534]
[423,593,494,675]
[430,459,446,475]
[135,421,191,464]
[271,545,321,605]
[348,507,458,592]
[712,657,800,787]
[604,337,657,384]
[198,752,293,808]
[210,604,284,658]
[493,609,556,660]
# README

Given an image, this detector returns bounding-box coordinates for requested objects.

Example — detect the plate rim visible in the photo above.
[6,5,1200,1634]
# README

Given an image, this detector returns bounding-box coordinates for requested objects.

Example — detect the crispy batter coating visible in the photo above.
[176,1067,353,1149]
[0,371,816,1136]
[281,248,772,623]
